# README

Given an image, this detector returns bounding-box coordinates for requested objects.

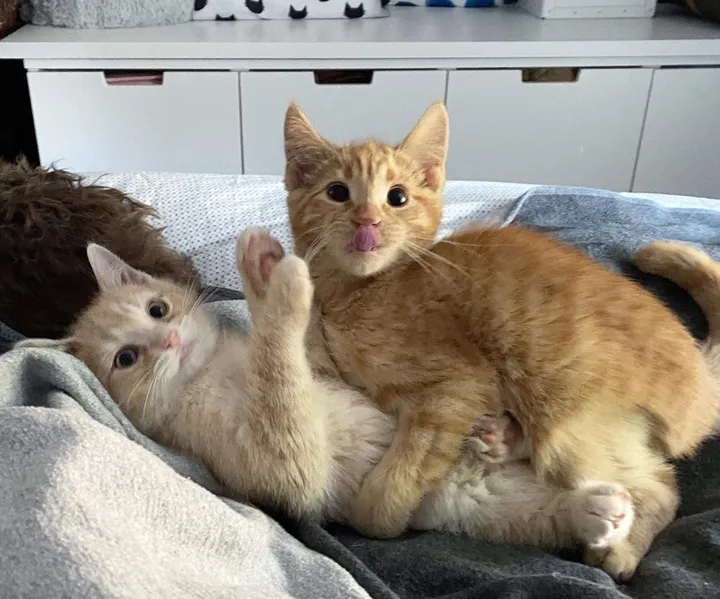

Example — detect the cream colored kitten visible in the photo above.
[17,232,633,556]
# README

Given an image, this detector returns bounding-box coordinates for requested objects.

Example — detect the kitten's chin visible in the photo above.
[336,247,400,278]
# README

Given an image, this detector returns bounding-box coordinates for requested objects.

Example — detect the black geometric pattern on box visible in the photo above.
[194,0,387,19]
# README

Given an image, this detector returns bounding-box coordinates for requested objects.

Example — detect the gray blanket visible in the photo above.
[2,186,720,599]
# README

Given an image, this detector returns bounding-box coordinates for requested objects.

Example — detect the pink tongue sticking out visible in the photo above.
[352,225,381,252]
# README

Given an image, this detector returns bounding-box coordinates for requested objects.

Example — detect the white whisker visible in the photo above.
[187,286,213,320]
[407,240,469,278]
[297,222,332,240]
[124,370,151,410]
[402,246,445,281]
[180,274,198,314]
[413,234,517,250]
[304,225,339,268]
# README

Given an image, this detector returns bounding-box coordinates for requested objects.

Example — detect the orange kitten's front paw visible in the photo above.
[584,541,640,583]
[351,475,411,539]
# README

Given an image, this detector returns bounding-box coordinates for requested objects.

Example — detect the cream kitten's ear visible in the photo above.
[284,102,336,191]
[87,243,154,290]
[15,337,78,354]
[398,102,449,192]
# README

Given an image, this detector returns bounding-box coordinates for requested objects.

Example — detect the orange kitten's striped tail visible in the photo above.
[635,241,720,433]
[635,241,720,348]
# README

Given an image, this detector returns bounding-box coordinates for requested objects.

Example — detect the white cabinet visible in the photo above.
[633,68,720,199]
[240,70,447,175]
[28,71,242,174]
[446,68,653,191]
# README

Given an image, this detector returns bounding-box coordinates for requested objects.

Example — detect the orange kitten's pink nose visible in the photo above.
[162,331,181,349]
[352,215,381,227]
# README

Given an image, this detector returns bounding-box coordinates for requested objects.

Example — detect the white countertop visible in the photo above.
[1,5,719,63]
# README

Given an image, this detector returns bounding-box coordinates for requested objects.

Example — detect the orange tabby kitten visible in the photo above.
[283,102,720,581]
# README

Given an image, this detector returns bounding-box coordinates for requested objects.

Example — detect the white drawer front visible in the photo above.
[241,70,447,176]
[633,68,720,199]
[446,68,653,191]
[28,71,242,174]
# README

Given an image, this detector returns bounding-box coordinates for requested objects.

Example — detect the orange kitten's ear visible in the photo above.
[15,337,78,354]
[284,102,336,191]
[398,102,449,192]
[87,243,154,290]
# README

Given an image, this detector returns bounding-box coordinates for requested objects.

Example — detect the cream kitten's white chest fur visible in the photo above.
[163,333,395,524]
[17,235,634,562]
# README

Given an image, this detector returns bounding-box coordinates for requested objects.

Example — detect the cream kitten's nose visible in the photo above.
[162,331,181,349]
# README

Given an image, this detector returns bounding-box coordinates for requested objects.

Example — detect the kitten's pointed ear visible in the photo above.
[284,102,336,191]
[398,102,449,192]
[15,337,78,354]
[87,244,153,290]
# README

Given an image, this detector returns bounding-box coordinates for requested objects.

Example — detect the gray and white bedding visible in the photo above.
[2,176,720,598]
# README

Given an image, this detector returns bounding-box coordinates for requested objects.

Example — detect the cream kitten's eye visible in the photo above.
[327,182,350,203]
[148,300,168,319]
[114,347,139,369]
[387,187,408,208]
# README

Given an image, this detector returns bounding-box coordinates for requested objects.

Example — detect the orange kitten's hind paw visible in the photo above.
[468,413,522,463]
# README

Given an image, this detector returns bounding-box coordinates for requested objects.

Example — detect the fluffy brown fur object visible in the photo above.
[0,159,198,339]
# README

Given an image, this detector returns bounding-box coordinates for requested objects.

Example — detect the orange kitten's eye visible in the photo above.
[327,183,350,203]
[148,300,168,319]
[114,346,139,369]
[387,186,408,208]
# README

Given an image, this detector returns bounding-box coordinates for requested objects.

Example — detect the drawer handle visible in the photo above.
[522,68,579,83]
[104,71,164,86]
[313,70,374,85]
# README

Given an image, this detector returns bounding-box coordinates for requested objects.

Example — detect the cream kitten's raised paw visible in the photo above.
[571,482,634,550]
[237,227,286,304]
[237,227,313,324]
[263,256,314,327]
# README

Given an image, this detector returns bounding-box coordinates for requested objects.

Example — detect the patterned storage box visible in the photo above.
[193,0,388,20]
[388,0,515,6]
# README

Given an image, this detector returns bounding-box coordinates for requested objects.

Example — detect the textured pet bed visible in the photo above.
[20,0,193,28]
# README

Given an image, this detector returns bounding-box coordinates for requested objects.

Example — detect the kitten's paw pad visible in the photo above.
[584,541,639,583]
[572,482,633,549]
[469,413,518,462]
[267,256,314,318]
[236,228,285,299]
